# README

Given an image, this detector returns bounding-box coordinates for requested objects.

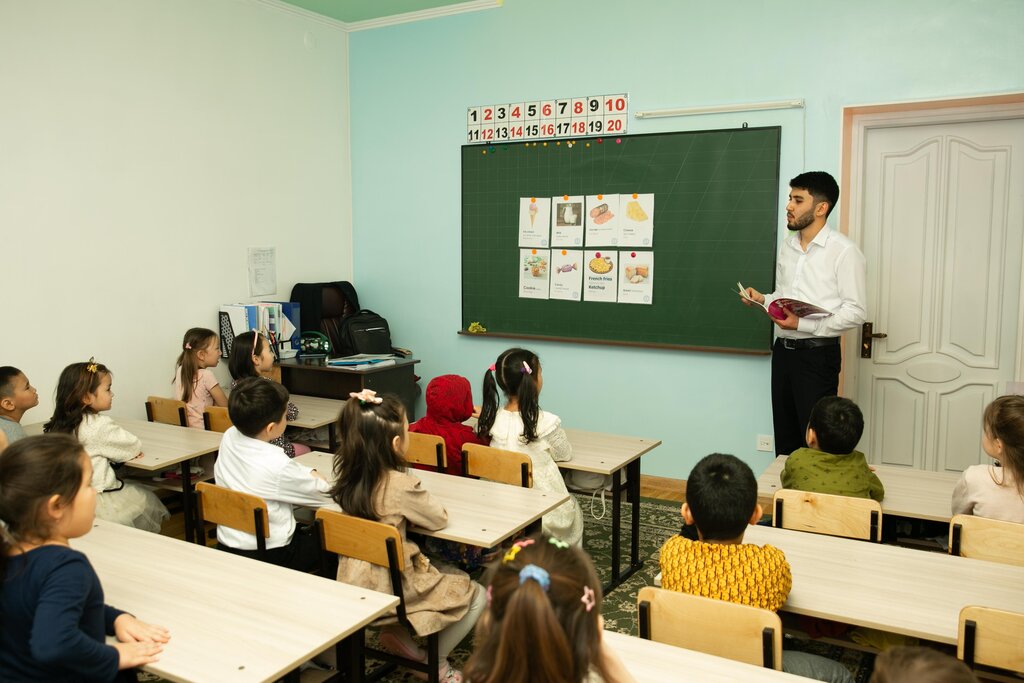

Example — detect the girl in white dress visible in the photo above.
[44,360,168,532]
[476,348,583,546]
[951,395,1024,523]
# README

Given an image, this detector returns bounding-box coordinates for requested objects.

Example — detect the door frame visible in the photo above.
[839,93,1024,397]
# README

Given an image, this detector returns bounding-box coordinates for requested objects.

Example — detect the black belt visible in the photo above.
[776,337,840,350]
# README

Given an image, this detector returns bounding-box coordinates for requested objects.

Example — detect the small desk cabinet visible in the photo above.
[278,357,421,419]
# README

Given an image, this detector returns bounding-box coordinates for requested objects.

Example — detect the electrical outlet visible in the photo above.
[756,434,773,452]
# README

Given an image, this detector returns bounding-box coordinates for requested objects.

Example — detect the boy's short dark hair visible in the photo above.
[790,171,839,217]
[808,396,864,455]
[685,453,757,541]
[228,377,289,438]
[0,367,23,398]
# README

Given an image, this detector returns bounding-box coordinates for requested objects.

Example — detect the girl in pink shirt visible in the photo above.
[172,327,228,429]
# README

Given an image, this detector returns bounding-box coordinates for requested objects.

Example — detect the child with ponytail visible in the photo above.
[172,327,228,429]
[476,348,583,546]
[464,535,634,683]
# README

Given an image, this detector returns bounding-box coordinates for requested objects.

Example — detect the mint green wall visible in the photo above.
[349,0,1024,480]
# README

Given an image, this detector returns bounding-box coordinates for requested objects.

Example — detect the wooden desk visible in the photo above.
[757,455,961,523]
[279,357,420,420]
[26,419,222,545]
[289,394,345,450]
[296,451,568,548]
[602,630,804,682]
[744,524,1024,644]
[72,520,397,683]
[559,428,662,592]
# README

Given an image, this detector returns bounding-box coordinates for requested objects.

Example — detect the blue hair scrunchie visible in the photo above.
[518,564,550,592]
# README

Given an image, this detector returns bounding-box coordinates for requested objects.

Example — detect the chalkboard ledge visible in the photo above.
[457,330,771,356]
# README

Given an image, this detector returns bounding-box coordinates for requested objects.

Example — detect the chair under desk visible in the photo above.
[295,451,568,548]
[757,454,962,523]
[743,524,1024,644]
[72,520,398,683]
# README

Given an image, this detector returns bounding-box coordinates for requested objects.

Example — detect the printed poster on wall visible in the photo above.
[549,249,583,301]
[620,193,654,247]
[519,249,550,299]
[618,251,653,305]
[518,197,551,247]
[583,250,617,302]
[551,195,584,247]
[584,194,620,246]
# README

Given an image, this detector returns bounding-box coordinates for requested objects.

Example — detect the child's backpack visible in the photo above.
[338,309,393,356]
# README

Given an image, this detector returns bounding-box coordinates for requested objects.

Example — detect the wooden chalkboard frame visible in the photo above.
[460,127,780,354]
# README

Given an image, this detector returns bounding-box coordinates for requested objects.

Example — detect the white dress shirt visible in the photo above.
[765,225,867,339]
[214,426,331,550]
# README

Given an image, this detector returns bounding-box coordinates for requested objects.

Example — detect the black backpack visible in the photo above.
[338,309,393,356]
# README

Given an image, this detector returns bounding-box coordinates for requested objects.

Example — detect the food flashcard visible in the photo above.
[519,249,550,300]
[617,251,653,305]
[518,197,551,247]
[550,195,584,247]
[584,194,620,246]
[549,249,583,301]
[620,193,654,247]
[583,250,617,303]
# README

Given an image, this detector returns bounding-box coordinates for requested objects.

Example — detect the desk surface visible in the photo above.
[758,455,961,523]
[296,451,567,548]
[744,524,1024,644]
[73,520,397,683]
[280,356,420,375]
[603,630,804,682]
[25,418,222,471]
[289,394,345,430]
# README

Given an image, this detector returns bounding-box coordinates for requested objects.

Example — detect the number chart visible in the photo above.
[467,94,628,144]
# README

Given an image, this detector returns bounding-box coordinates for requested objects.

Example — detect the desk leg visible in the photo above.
[627,459,643,576]
[180,459,199,545]
[338,627,365,682]
[603,469,623,594]
[328,423,338,452]
[601,462,644,595]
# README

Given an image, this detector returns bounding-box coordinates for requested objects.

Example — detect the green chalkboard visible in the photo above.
[460,127,780,354]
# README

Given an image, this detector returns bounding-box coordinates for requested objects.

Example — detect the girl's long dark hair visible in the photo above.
[0,434,86,580]
[984,395,1024,498]
[43,362,110,436]
[330,394,407,521]
[228,331,265,381]
[464,535,607,683]
[476,348,541,443]
[175,327,217,403]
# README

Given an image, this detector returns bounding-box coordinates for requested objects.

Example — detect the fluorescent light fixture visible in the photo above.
[635,99,805,119]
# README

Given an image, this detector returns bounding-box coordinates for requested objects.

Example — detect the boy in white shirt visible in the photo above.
[215,376,331,571]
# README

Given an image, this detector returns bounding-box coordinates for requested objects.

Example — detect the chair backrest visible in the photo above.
[461,443,532,487]
[949,514,1024,567]
[406,432,447,472]
[772,489,882,542]
[145,395,188,427]
[637,586,782,670]
[958,605,1024,673]
[196,482,269,552]
[203,406,233,433]
[315,508,405,572]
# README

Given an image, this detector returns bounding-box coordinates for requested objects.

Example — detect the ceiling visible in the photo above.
[276,0,489,26]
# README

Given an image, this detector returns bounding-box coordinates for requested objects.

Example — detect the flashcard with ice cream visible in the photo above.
[550,195,584,247]
[617,250,653,305]
[619,193,654,247]
[518,197,551,248]
[584,194,620,247]
[549,249,583,301]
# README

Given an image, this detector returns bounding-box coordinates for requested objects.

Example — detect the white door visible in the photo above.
[849,112,1024,473]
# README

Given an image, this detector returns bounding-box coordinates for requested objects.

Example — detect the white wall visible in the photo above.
[0,0,352,422]
[347,0,1024,480]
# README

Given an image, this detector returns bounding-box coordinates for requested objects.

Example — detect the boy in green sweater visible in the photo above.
[781,396,884,501]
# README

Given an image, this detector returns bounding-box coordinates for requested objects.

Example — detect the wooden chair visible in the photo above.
[949,514,1024,567]
[202,406,233,433]
[406,433,446,472]
[145,395,188,427]
[958,605,1024,674]
[196,482,269,560]
[315,508,441,683]
[772,489,882,542]
[637,586,782,670]
[461,443,532,487]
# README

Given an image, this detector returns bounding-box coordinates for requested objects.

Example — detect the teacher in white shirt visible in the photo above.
[743,172,866,456]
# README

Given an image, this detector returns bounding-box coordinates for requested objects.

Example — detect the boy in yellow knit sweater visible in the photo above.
[659,453,853,683]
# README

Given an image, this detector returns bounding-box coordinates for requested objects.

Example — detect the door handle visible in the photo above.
[861,322,887,358]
